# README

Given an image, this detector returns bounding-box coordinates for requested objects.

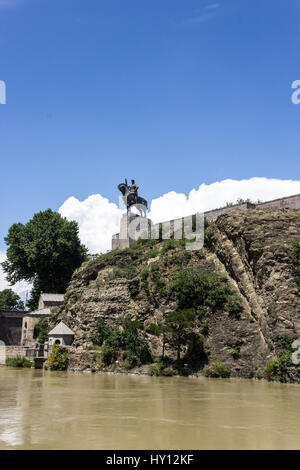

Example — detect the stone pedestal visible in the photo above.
[112,212,152,250]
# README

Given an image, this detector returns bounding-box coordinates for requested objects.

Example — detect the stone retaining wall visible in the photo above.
[112,193,300,250]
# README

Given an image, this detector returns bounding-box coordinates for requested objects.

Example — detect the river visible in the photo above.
[0,367,300,449]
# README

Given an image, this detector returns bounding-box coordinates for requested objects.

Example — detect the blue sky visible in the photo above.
[0,0,300,256]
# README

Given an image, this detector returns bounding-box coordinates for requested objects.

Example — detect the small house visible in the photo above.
[48,321,74,346]
[21,293,64,347]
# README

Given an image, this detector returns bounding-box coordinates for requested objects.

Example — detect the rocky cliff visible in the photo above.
[54,208,300,381]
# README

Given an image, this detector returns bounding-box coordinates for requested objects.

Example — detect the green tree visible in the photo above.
[0,289,24,311]
[47,343,68,370]
[148,323,169,358]
[2,209,87,310]
[33,318,49,344]
[170,268,231,314]
[165,309,197,361]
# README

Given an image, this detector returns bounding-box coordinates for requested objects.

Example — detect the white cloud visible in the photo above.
[148,177,300,223]
[59,177,300,253]
[59,194,123,254]
[0,251,31,303]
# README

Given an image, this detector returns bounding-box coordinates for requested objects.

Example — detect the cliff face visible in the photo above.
[55,208,300,380]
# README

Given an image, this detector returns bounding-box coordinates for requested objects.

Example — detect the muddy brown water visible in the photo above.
[0,367,300,449]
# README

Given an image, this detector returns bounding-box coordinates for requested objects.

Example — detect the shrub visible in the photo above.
[99,316,152,367]
[161,239,184,254]
[170,268,231,313]
[101,344,118,366]
[123,352,141,370]
[150,361,174,377]
[227,295,243,319]
[275,334,294,351]
[204,360,230,378]
[107,263,138,281]
[200,320,209,336]
[91,318,110,346]
[6,356,32,368]
[231,347,240,359]
[204,229,214,247]
[47,344,68,371]
[128,280,139,298]
[265,350,291,382]
[150,263,166,297]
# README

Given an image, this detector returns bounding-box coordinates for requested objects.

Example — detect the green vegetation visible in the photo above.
[148,323,169,358]
[231,347,240,359]
[150,356,174,376]
[149,263,166,297]
[165,309,198,361]
[204,360,230,378]
[6,356,32,368]
[200,319,209,336]
[226,295,243,319]
[92,316,152,369]
[2,209,87,309]
[0,289,24,311]
[33,318,49,343]
[204,229,214,247]
[289,240,300,291]
[265,350,292,383]
[91,318,111,346]
[106,263,137,281]
[47,343,68,371]
[275,334,294,351]
[140,268,150,298]
[170,268,231,314]
[226,198,262,207]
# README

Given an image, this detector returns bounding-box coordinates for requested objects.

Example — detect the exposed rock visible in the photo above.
[54,208,300,381]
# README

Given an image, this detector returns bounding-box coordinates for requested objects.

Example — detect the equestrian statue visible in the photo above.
[118,179,148,218]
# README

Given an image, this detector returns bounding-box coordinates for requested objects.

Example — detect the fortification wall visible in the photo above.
[0,311,26,345]
[255,193,300,211]
[111,193,300,250]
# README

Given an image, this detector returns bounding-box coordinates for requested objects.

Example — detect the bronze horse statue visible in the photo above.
[118,179,148,218]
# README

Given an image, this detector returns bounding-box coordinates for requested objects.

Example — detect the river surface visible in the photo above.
[1,367,300,449]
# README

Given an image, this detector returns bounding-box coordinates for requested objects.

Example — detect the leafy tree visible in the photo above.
[148,323,169,358]
[170,268,231,314]
[33,318,49,344]
[91,318,111,346]
[0,289,24,311]
[165,309,197,361]
[94,316,152,368]
[2,209,87,309]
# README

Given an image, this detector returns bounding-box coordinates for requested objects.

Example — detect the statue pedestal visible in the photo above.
[112,212,152,250]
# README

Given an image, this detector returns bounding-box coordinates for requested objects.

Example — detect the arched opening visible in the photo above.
[55,339,61,345]
[24,322,27,329]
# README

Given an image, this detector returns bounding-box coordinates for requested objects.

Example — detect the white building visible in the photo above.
[48,321,74,346]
